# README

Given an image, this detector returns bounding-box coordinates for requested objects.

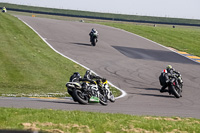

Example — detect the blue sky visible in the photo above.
[1,0,200,19]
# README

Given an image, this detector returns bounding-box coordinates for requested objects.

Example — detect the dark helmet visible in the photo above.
[75,72,81,77]
[70,72,81,82]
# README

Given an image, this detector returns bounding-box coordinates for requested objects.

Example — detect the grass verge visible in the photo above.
[0,107,200,133]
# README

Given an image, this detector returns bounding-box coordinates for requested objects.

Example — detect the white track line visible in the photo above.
[18,17,127,99]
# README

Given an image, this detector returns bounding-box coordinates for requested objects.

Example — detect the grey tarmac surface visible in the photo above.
[1,15,200,119]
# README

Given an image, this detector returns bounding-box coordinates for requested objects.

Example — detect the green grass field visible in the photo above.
[1,107,200,133]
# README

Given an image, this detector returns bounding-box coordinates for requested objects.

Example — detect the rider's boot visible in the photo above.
[160,85,168,93]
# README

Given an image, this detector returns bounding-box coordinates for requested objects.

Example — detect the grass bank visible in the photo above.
[0,107,200,133]
[0,13,121,97]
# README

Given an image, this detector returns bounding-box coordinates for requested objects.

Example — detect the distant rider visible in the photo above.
[159,65,183,93]
[2,7,6,12]
[89,28,98,42]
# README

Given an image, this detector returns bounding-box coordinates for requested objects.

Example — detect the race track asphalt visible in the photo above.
[1,15,200,119]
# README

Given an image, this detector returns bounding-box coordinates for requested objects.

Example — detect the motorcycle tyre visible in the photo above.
[73,89,88,104]
[99,94,108,106]
[169,85,181,98]
[109,95,115,102]
[68,89,78,102]
[91,38,96,46]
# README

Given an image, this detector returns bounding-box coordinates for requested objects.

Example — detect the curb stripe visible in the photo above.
[186,56,200,59]
[177,51,189,55]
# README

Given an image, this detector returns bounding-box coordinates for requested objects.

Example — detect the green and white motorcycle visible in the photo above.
[66,80,108,106]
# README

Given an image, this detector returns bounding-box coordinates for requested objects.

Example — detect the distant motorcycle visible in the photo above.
[91,33,98,46]
[168,73,183,98]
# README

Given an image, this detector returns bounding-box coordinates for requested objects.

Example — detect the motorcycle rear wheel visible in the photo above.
[68,89,78,102]
[73,89,88,104]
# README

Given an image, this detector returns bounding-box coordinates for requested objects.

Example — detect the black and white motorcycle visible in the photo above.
[168,73,183,98]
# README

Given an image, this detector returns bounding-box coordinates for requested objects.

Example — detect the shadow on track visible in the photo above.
[46,40,91,46]
[129,87,174,98]
[113,46,198,64]
[129,92,173,98]
[71,42,91,46]
[136,87,160,91]
[36,100,78,105]
[36,100,105,106]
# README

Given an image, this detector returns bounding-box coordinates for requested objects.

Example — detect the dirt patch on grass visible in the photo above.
[121,125,159,133]
[121,125,189,133]
[144,116,182,121]
[144,116,200,125]
[22,122,91,133]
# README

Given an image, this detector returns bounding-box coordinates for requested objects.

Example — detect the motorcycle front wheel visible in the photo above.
[109,94,115,102]
[169,85,181,98]
[91,38,97,46]
[99,94,108,106]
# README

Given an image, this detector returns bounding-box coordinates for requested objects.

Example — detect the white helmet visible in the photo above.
[92,28,96,33]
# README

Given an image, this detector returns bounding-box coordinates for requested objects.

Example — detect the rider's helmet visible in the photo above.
[70,72,81,82]
[84,70,92,80]
[166,65,172,70]
[92,28,96,33]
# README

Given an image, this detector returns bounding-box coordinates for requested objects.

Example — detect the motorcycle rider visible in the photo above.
[68,70,108,102]
[89,28,98,42]
[69,71,97,91]
[2,7,6,12]
[69,72,81,82]
[84,70,101,80]
[67,72,82,100]
[159,65,183,93]
[83,70,107,90]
